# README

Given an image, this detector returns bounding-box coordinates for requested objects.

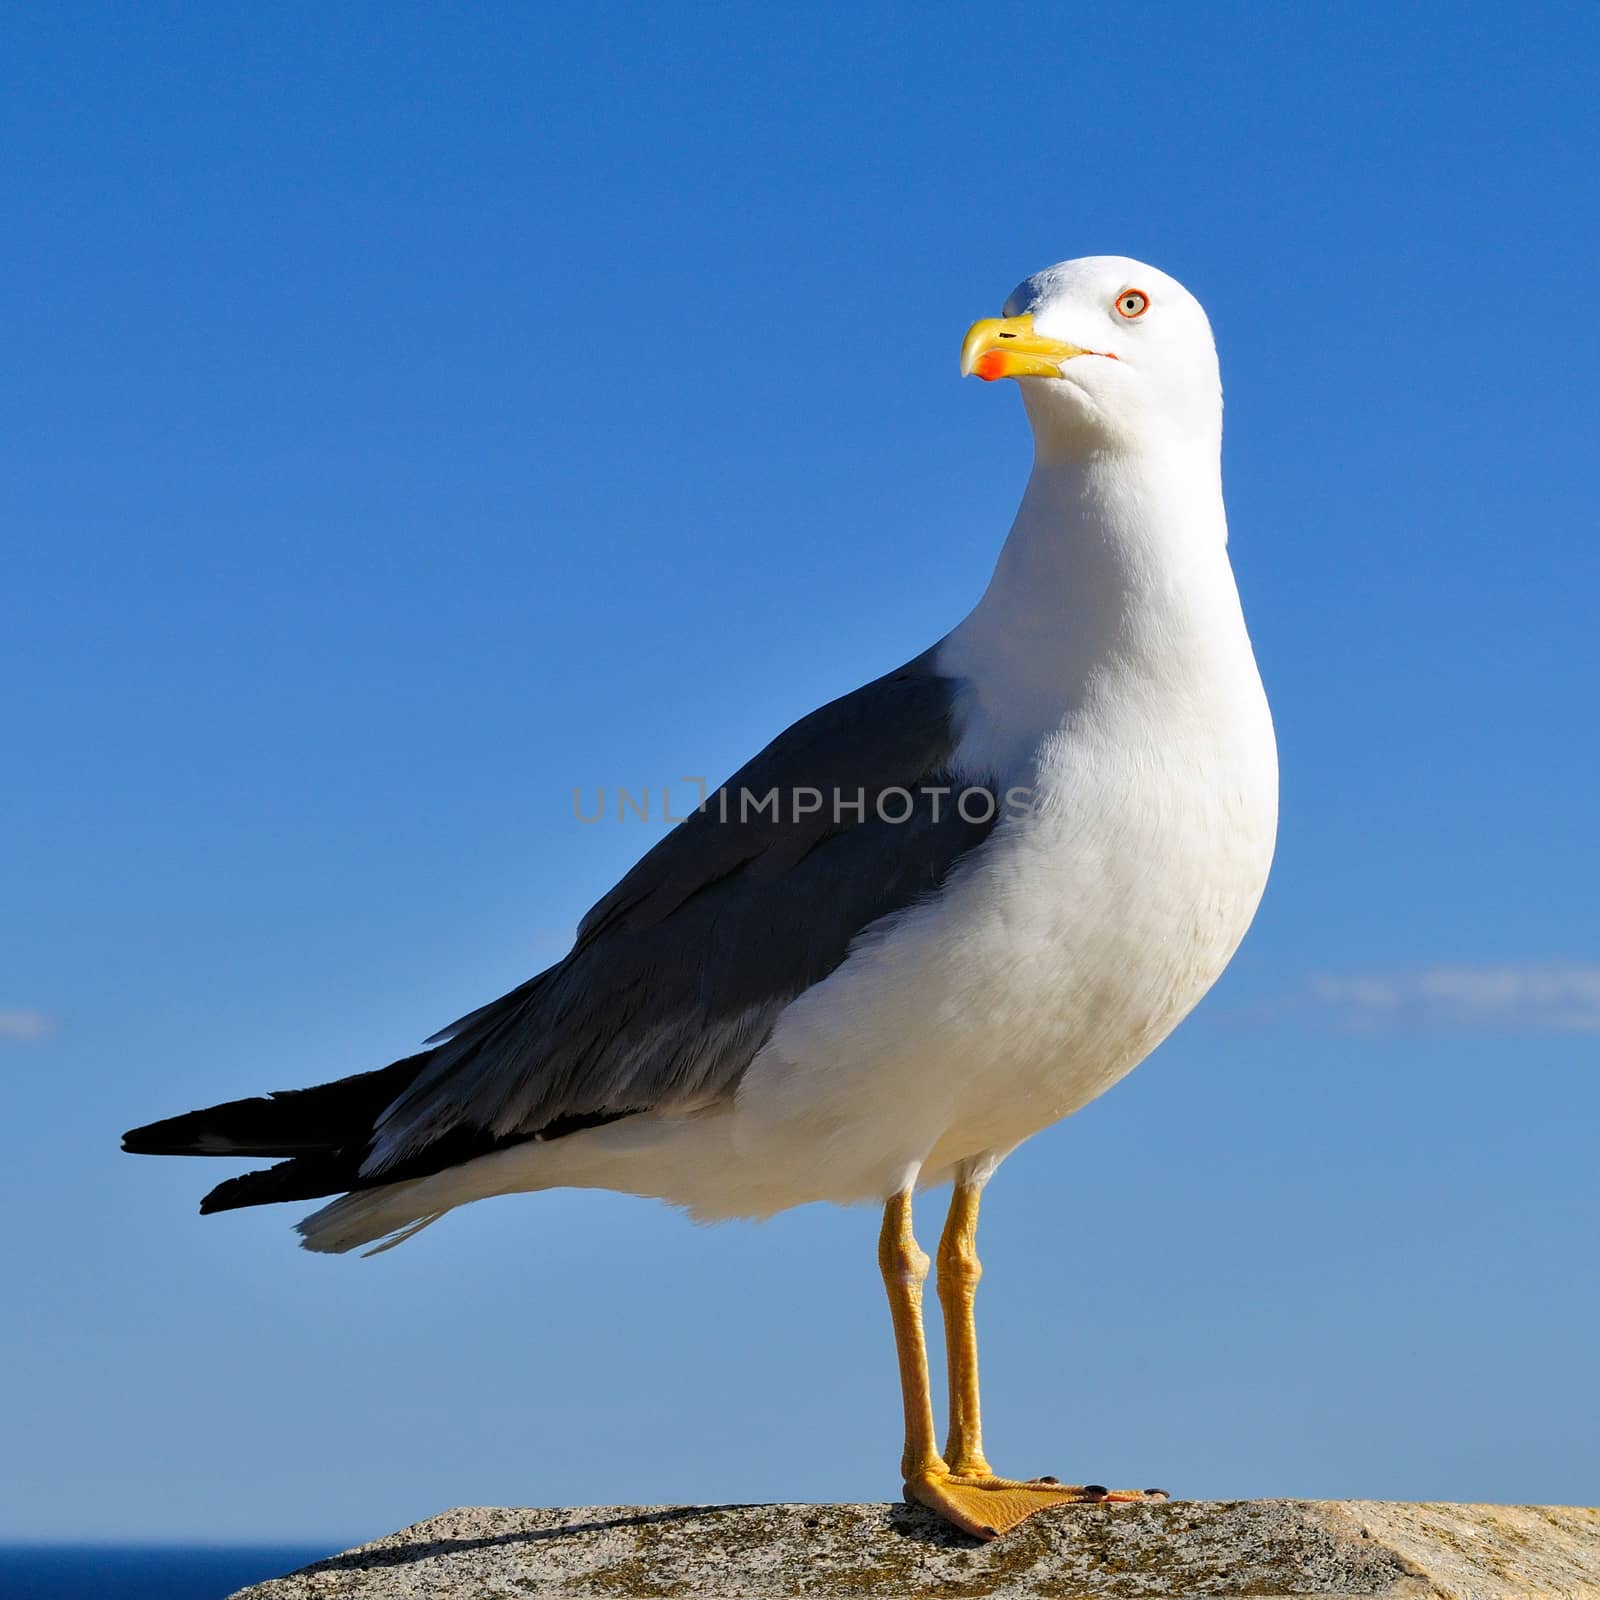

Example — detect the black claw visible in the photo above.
[1082,1484,1108,1499]
[979,1524,999,1540]
[1144,1487,1170,1499]
[1037,1475,1061,1484]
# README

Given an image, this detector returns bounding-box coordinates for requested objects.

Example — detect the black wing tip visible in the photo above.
[200,1152,360,1214]
[122,1116,196,1155]
[197,1177,247,1215]
[121,1054,439,1162]
[121,1105,267,1156]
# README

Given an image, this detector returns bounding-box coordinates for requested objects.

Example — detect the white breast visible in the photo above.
[731,659,1275,1205]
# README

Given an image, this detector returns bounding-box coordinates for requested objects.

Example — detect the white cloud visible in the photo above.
[0,1009,54,1042]
[1310,963,1600,1034]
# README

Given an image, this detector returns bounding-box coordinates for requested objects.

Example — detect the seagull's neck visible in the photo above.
[940,442,1260,750]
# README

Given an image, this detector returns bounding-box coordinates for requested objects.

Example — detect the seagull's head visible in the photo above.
[962,255,1221,458]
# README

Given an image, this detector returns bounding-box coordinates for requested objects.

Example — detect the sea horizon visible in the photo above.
[0,1541,339,1599]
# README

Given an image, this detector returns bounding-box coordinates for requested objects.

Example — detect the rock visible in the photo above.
[230,1499,1600,1599]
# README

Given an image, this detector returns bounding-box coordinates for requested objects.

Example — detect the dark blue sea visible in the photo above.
[0,1545,335,1599]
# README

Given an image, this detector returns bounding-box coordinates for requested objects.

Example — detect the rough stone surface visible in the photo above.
[231,1500,1600,1599]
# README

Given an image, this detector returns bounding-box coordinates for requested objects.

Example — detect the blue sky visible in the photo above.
[4,0,1597,1545]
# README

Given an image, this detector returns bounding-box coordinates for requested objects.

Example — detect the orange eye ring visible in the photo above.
[1115,288,1150,319]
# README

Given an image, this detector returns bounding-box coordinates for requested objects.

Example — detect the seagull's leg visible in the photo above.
[890,1172,1169,1541]
[878,1186,946,1487]
[937,1173,995,1478]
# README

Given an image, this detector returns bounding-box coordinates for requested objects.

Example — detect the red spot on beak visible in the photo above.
[974,351,1009,381]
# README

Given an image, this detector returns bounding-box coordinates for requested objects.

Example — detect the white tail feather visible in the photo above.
[296,1181,446,1256]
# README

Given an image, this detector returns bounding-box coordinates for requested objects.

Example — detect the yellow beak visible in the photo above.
[960,314,1091,381]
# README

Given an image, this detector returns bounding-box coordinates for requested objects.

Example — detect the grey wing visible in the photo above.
[363,651,996,1177]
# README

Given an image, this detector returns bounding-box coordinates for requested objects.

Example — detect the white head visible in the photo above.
[962,255,1221,461]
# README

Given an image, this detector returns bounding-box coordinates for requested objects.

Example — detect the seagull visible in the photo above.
[124,255,1277,1541]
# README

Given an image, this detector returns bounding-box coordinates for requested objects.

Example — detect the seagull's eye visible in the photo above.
[1115,289,1150,319]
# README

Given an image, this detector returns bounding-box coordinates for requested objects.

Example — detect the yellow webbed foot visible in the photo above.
[904,1467,1168,1541]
